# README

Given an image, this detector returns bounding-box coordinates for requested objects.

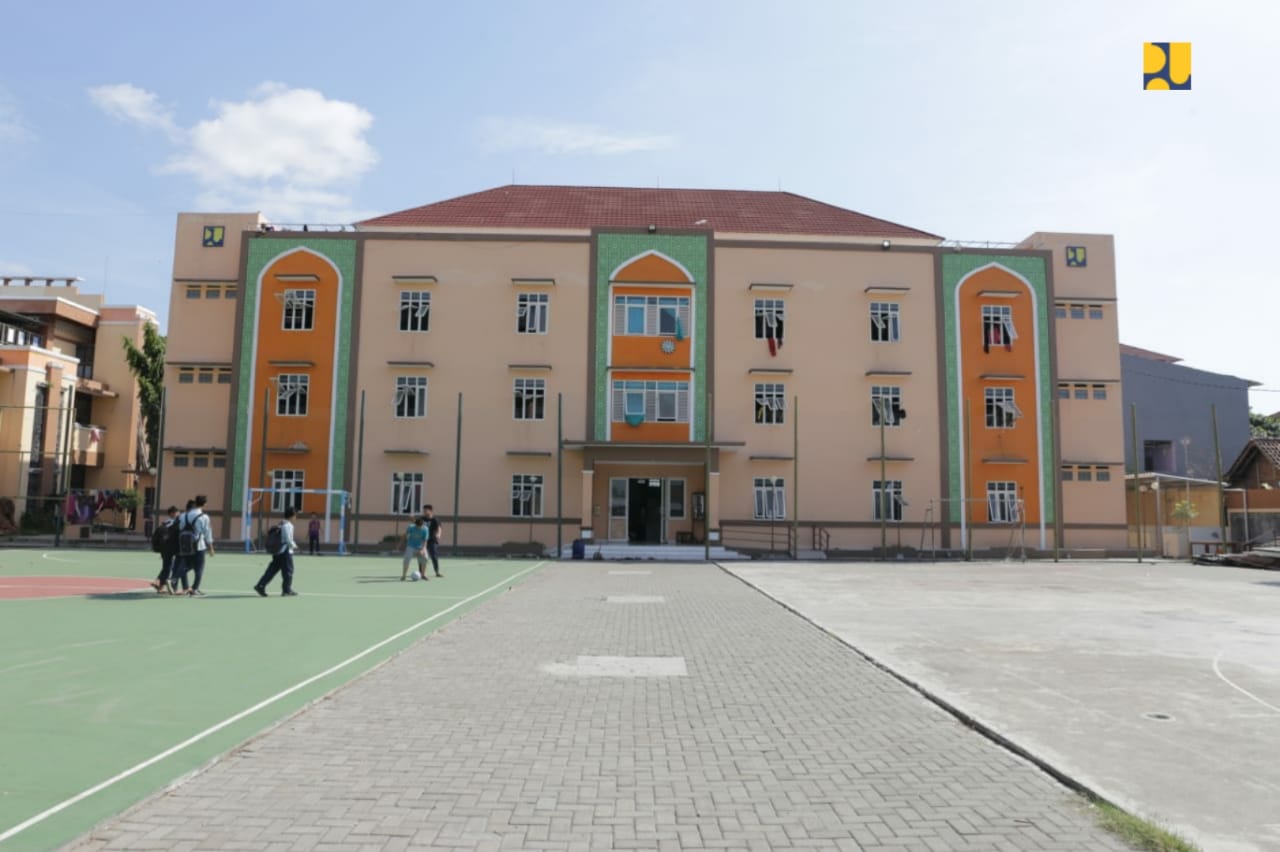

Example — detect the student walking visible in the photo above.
[149,506,180,594]
[170,499,196,593]
[424,504,443,578]
[307,514,321,555]
[401,516,430,581]
[177,495,215,597]
[254,507,299,596]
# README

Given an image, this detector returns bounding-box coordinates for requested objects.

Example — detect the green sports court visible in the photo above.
[0,547,544,851]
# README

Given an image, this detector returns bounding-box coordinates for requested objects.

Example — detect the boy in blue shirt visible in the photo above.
[401,516,430,581]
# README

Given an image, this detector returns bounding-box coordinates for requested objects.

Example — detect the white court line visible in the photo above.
[0,560,546,845]
[0,657,66,676]
[1212,650,1280,715]
[39,552,80,564]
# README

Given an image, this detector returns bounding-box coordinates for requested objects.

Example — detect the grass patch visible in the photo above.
[1094,801,1200,852]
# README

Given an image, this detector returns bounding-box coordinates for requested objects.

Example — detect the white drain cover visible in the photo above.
[542,656,688,678]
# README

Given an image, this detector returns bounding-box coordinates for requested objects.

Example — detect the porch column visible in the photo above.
[707,470,721,543]
[580,468,595,540]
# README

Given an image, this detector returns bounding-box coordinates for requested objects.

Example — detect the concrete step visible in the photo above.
[554,543,746,561]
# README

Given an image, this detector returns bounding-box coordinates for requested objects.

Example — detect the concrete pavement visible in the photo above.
[68,562,1128,851]
[726,559,1280,852]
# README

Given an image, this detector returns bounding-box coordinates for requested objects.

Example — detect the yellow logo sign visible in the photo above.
[202,225,225,247]
[1065,246,1087,268]
[1144,42,1191,90]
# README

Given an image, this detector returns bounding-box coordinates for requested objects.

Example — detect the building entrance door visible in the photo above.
[627,477,663,543]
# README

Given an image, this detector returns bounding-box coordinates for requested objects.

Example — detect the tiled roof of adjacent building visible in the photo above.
[1226,437,1280,484]
[1119,343,1182,363]
[358,185,942,239]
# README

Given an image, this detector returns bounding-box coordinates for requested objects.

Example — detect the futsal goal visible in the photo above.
[242,487,351,554]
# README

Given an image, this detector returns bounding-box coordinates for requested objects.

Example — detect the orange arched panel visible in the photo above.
[613,252,692,283]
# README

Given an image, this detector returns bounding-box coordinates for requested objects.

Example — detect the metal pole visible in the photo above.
[556,392,563,559]
[55,391,72,547]
[1130,403,1143,562]
[353,390,365,552]
[704,391,712,563]
[154,386,167,515]
[1243,487,1250,547]
[792,395,799,560]
[965,398,974,562]
[452,392,462,551]
[879,399,887,561]
[1211,403,1227,552]
[257,385,270,545]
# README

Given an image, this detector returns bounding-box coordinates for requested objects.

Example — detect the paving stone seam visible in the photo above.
[713,562,1119,818]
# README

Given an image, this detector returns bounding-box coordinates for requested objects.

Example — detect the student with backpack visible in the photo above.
[254,506,299,597]
[169,500,197,593]
[176,495,215,597]
[149,505,180,594]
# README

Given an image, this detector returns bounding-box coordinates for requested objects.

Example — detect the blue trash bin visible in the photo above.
[571,539,586,560]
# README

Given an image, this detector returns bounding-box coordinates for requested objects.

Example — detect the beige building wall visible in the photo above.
[353,238,590,547]
[161,213,261,517]
[713,245,940,550]
[1022,232,1126,547]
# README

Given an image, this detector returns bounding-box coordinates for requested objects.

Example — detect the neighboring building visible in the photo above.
[1223,438,1280,547]
[1120,344,1255,478]
[0,276,157,531]
[162,186,1127,553]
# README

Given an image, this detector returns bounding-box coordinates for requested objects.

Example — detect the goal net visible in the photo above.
[243,487,351,554]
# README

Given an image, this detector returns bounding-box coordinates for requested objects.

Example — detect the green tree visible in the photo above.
[1249,410,1280,438]
[121,322,165,469]
[1170,499,1199,559]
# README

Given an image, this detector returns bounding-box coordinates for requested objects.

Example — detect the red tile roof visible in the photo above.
[358,185,941,239]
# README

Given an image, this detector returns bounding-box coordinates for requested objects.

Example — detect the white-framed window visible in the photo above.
[1077,466,1094,482]
[754,383,786,425]
[986,481,1019,524]
[275,374,309,416]
[511,474,544,518]
[871,385,903,427]
[394,376,427,419]
[613,295,691,338]
[1069,304,1085,320]
[399,291,431,332]
[1092,384,1107,400]
[514,377,546,420]
[872,480,904,522]
[1054,305,1067,319]
[1096,465,1111,482]
[1073,384,1089,400]
[1061,466,1074,482]
[981,304,1017,349]
[517,292,549,334]
[1088,304,1104,320]
[173,453,190,467]
[270,469,304,513]
[754,298,785,344]
[391,472,423,515]
[984,387,1020,429]
[753,477,786,520]
[870,302,900,343]
[1057,384,1070,399]
[282,289,316,331]
[668,479,686,519]
[611,380,690,424]
[609,478,627,518]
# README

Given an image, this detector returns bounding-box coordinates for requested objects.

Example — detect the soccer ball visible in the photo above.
[410,571,421,581]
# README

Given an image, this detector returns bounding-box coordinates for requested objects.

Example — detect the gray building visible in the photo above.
[1120,344,1256,478]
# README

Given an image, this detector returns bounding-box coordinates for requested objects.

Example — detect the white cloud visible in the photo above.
[88,83,179,138]
[87,81,377,223]
[480,117,675,156]
[0,87,31,144]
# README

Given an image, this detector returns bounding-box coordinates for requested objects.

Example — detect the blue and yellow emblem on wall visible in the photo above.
[1144,42,1191,90]
[1065,246,1087,268]
[202,225,226,247]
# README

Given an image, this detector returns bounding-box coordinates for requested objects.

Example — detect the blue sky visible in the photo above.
[2,1,1277,406]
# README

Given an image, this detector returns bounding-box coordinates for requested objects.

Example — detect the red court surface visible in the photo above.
[0,576,151,600]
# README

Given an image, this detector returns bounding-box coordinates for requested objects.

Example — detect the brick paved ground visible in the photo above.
[68,564,1128,851]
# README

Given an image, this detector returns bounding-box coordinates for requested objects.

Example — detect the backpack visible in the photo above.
[177,511,202,556]
[265,524,283,554]
[150,521,168,553]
